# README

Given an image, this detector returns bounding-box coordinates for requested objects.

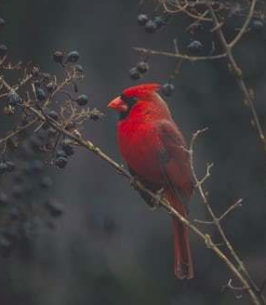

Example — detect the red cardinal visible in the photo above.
[108,83,194,279]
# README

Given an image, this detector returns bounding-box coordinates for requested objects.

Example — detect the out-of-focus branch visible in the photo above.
[0,118,38,145]
[208,1,266,157]
[189,127,265,304]
[134,47,226,61]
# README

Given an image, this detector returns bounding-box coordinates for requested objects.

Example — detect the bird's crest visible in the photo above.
[123,83,160,97]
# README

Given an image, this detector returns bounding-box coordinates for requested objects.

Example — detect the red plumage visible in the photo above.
[108,83,194,279]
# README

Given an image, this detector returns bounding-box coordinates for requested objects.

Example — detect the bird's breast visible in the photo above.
[118,120,163,187]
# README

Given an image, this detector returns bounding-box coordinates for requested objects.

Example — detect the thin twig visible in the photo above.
[134,47,226,61]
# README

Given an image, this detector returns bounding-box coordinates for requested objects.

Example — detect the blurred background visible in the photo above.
[1,0,266,304]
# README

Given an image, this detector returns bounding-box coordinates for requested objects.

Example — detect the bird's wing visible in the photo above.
[157,120,194,205]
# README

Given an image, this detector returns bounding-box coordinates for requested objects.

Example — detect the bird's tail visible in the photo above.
[166,191,194,279]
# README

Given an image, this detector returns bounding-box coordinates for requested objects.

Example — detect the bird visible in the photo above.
[108,83,194,279]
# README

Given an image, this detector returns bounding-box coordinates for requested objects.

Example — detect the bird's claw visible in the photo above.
[150,188,165,210]
[130,176,138,190]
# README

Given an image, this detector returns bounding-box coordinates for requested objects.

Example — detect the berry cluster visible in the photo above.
[137,13,169,33]
[132,1,266,99]
[0,18,104,256]
[0,133,64,257]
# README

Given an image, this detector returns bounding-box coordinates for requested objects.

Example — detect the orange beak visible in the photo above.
[108,97,128,112]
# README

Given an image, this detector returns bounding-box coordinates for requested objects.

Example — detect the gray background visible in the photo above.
[0,0,266,304]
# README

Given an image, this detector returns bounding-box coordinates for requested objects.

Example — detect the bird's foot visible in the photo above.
[150,188,165,210]
[130,176,139,190]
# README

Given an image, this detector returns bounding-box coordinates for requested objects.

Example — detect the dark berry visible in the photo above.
[40,176,53,189]
[90,108,103,121]
[75,65,84,74]
[31,160,44,173]
[12,185,25,198]
[153,16,167,29]
[0,235,14,258]
[137,61,149,74]
[48,128,57,137]
[20,221,37,241]
[145,20,157,33]
[53,50,64,64]
[31,66,40,77]
[76,94,88,106]
[28,136,42,151]
[104,217,116,235]
[129,67,141,80]
[5,161,15,173]
[0,193,8,206]
[56,150,67,158]
[62,144,74,156]
[14,174,24,184]
[65,121,76,131]
[67,51,80,63]
[73,82,78,93]
[9,208,20,221]
[161,82,175,97]
[54,156,68,168]
[36,88,46,101]
[3,105,15,116]
[0,18,5,29]
[0,44,8,57]
[42,73,52,82]
[251,20,264,32]
[48,110,58,121]
[46,82,57,93]
[45,199,64,218]
[187,40,203,54]
[138,14,148,26]
[8,91,21,106]
[33,80,41,88]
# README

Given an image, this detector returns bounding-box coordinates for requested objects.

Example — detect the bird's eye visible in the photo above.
[120,94,137,107]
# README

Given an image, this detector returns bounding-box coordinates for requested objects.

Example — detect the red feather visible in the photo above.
[109,83,194,279]
[122,83,161,97]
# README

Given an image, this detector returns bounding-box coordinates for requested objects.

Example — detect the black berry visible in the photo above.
[129,67,141,80]
[36,88,46,101]
[75,65,84,74]
[0,18,5,29]
[76,94,88,106]
[31,66,40,77]
[187,40,203,54]
[0,235,14,258]
[161,82,175,97]
[48,110,58,121]
[12,185,25,199]
[45,199,64,218]
[67,51,80,63]
[62,143,74,156]
[0,44,8,57]
[137,61,149,74]
[0,193,8,206]
[40,176,53,189]
[56,149,67,158]
[65,121,76,131]
[54,156,68,168]
[153,16,167,29]
[46,82,56,93]
[138,14,148,26]
[90,108,103,121]
[251,20,264,32]
[30,160,44,173]
[53,51,64,64]
[8,91,21,106]
[5,161,15,173]
[145,20,157,33]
